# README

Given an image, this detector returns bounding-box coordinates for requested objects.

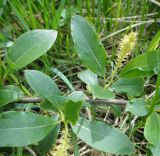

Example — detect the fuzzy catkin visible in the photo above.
[106,32,137,88]
[117,32,137,64]
[47,129,70,156]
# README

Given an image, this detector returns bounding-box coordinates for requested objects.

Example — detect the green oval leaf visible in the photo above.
[0,111,57,147]
[149,144,160,156]
[88,84,115,99]
[126,98,148,116]
[71,15,107,77]
[64,91,87,125]
[25,70,61,96]
[7,30,57,71]
[120,51,160,77]
[25,70,65,110]
[0,85,24,108]
[119,53,148,77]
[73,117,135,155]
[146,50,160,74]
[112,78,144,96]
[64,100,82,125]
[144,112,160,146]
[67,91,88,102]
[78,69,98,86]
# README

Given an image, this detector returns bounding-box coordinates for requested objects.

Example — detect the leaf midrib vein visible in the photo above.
[0,122,55,131]
[74,21,104,76]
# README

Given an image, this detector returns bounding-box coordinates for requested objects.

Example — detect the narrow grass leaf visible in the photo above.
[51,67,75,91]
[70,128,80,156]
[9,2,29,31]
[147,30,160,52]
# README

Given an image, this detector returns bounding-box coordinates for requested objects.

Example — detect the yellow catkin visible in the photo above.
[117,32,137,64]
[106,32,137,87]
[47,129,70,156]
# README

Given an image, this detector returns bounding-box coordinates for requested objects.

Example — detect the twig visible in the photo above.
[17,97,127,106]
[19,97,42,103]
[105,12,158,20]
[149,0,160,6]
[101,19,159,41]
[24,146,37,156]
[88,99,127,105]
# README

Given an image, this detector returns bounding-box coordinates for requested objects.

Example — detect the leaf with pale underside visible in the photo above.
[73,117,135,155]
[7,30,57,71]
[0,85,24,108]
[0,111,57,147]
[78,69,98,86]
